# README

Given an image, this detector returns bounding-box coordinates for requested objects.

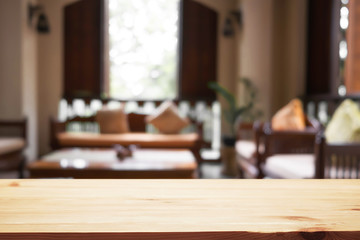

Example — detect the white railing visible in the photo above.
[58,99,222,157]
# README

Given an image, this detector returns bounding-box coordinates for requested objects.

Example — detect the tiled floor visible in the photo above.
[1,162,230,179]
[200,162,234,179]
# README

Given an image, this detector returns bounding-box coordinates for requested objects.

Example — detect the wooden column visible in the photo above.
[345,0,360,94]
[306,0,340,95]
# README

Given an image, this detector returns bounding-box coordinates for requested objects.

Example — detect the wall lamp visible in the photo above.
[28,3,50,34]
[223,10,242,37]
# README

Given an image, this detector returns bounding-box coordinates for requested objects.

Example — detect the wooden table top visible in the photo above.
[0,179,360,239]
[28,149,197,179]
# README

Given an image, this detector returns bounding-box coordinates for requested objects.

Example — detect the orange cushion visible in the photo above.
[95,106,129,134]
[57,132,200,148]
[271,98,306,131]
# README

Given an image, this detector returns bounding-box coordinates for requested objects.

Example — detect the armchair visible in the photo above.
[258,117,321,179]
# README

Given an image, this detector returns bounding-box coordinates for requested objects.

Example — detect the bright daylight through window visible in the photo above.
[108,0,179,100]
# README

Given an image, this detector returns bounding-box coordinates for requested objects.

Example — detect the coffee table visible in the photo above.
[28,148,197,179]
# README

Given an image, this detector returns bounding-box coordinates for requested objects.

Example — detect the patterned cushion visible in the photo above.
[325,99,360,143]
[146,101,190,134]
[95,105,129,134]
[271,99,306,131]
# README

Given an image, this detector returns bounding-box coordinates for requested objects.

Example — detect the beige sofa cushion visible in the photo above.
[96,106,129,134]
[0,137,25,156]
[146,101,190,134]
[262,154,315,179]
[57,132,199,148]
[271,99,306,131]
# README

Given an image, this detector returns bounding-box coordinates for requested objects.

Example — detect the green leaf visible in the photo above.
[224,110,233,124]
[208,82,235,105]
[208,78,264,127]
[208,82,236,119]
[234,106,248,118]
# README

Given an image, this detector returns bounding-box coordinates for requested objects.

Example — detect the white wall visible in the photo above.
[21,0,38,160]
[0,0,38,160]
[194,0,240,136]
[0,0,23,119]
[271,0,307,114]
[238,0,307,119]
[37,0,78,155]
[238,0,274,119]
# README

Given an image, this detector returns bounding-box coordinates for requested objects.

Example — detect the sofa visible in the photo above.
[258,119,321,179]
[50,112,206,166]
[0,119,27,178]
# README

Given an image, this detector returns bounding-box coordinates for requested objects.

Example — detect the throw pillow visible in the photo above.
[325,99,360,143]
[146,101,190,134]
[271,98,306,131]
[95,105,130,134]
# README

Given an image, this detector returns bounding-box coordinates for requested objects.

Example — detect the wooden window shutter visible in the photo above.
[345,0,360,94]
[63,0,105,99]
[179,0,218,101]
[306,0,339,95]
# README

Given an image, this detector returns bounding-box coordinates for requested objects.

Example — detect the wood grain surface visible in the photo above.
[0,179,360,239]
[28,149,197,179]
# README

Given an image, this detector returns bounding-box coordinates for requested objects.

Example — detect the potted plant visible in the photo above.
[208,77,262,176]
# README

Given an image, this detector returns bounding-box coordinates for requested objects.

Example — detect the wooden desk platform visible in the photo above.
[0,179,360,239]
[28,149,197,179]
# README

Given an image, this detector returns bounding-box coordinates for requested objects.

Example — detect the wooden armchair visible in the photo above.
[0,119,27,178]
[315,133,360,179]
[258,118,321,178]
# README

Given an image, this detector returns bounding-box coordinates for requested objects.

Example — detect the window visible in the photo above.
[108,0,180,100]
[63,0,218,101]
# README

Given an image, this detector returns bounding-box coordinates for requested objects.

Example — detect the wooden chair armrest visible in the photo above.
[0,118,27,141]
